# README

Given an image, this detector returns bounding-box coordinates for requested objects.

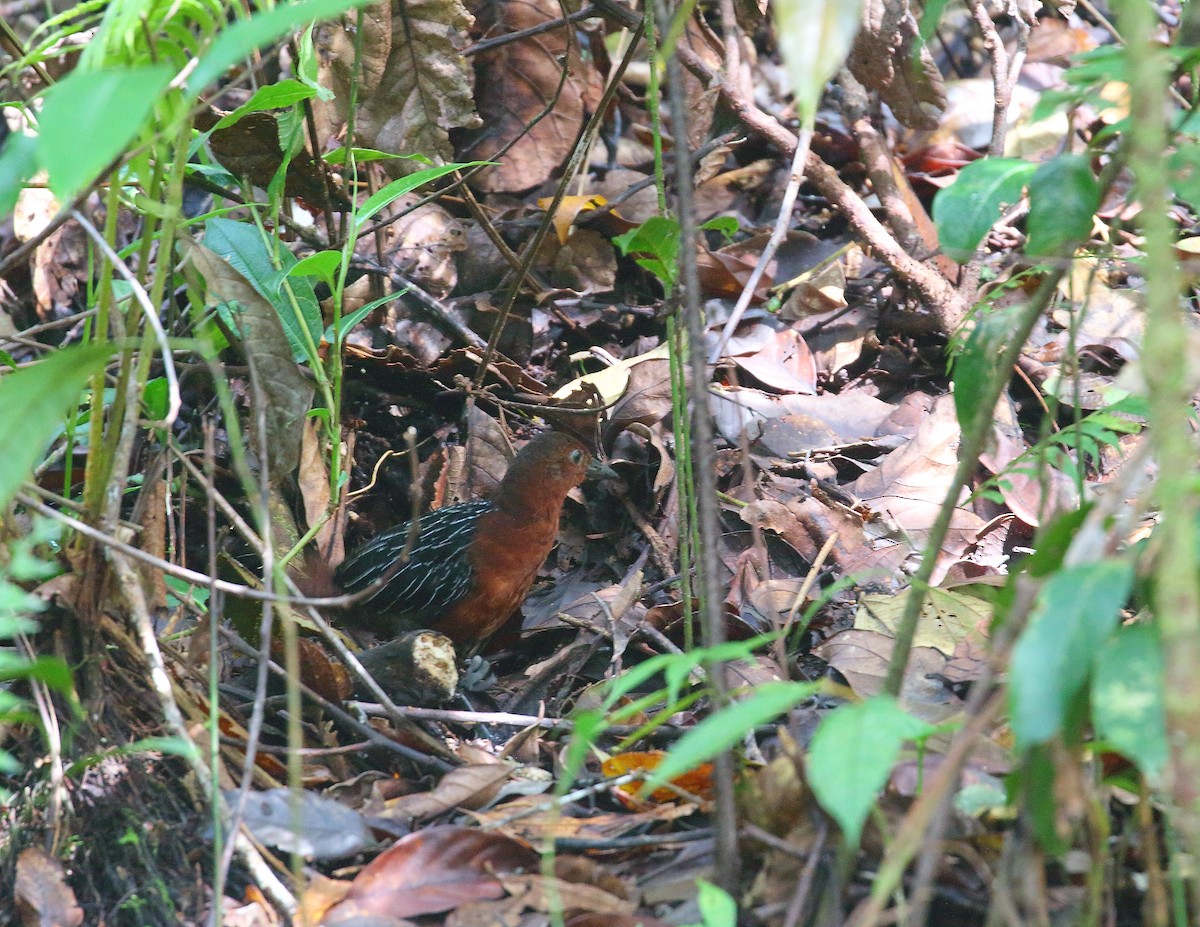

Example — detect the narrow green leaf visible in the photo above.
[1010,558,1134,747]
[1092,623,1167,779]
[933,158,1036,262]
[355,162,489,230]
[647,681,818,791]
[325,147,431,166]
[39,65,174,202]
[807,696,935,846]
[0,653,75,696]
[1025,154,1100,257]
[0,344,110,508]
[213,80,317,130]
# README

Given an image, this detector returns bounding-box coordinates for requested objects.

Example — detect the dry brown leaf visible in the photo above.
[854,587,991,656]
[602,751,715,806]
[327,826,537,919]
[296,873,353,927]
[731,328,817,395]
[814,630,960,723]
[382,764,514,823]
[187,239,314,485]
[314,0,480,173]
[848,395,985,579]
[15,847,84,927]
[497,872,637,916]
[460,0,600,192]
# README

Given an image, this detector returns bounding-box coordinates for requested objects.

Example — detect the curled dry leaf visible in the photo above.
[328,825,538,919]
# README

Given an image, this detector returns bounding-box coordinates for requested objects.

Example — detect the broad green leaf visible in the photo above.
[355,163,488,230]
[188,0,375,94]
[953,305,1025,437]
[773,0,862,118]
[1025,154,1100,257]
[692,879,737,927]
[613,216,681,289]
[0,344,110,509]
[1092,623,1168,779]
[213,80,317,130]
[39,64,174,202]
[0,132,37,219]
[807,696,935,846]
[647,681,818,791]
[1010,558,1134,747]
[290,250,344,290]
[203,218,322,364]
[933,158,1036,262]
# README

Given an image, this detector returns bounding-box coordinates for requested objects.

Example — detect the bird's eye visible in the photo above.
[570,449,584,464]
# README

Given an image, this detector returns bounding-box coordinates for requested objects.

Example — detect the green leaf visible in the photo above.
[0,652,75,696]
[325,147,431,166]
[773,0,863,118]
[203,218,323,364]
[290,249,344,290]
[355,162,488,230]
[188,0,376,94]
[0,132,37,219]
[701,216,739,241]
[1092,623,1168,779]
[1010,558,1134,747]
[0,344,110,509]
[647,681,818,791]
[39,64,174,202]
[1025,154,1100,258]
[613,216,681,289]
[695,879,738,927]
[1169,143,1200,211]
[953,305,1024,438]
[807,696,935,846]
[933,158,1036,262]
[213,80,317,130]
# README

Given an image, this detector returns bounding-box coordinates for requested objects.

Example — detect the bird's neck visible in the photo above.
[493,475,568,526]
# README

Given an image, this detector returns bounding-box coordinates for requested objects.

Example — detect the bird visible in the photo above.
[335,431,615,649]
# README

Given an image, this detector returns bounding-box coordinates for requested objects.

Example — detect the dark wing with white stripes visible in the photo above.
[335,499,492,618]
